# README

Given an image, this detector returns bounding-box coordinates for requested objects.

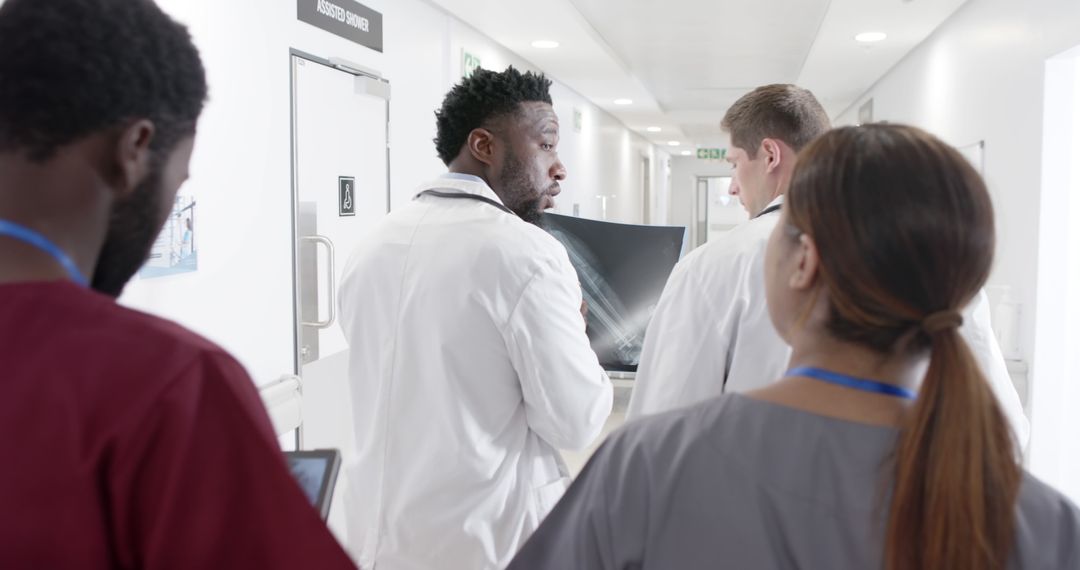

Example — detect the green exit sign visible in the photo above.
[697,148,727,160]
[462,50,482,78]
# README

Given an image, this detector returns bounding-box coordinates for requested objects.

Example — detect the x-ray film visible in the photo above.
[543,214,687,372]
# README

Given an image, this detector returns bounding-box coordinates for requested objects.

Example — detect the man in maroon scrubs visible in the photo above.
[0,0,356,568]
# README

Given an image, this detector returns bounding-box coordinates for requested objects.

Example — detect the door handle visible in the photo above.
[301,234,336,329]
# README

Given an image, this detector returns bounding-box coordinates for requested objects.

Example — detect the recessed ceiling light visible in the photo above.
[614,98,633,105]
[531,40,560,49]
[680,150,692,156]
[646,126,662,132]
[667,141,681,147]
[855,32,887,43]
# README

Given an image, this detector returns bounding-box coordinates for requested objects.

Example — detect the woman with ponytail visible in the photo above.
[509,124,1079,570]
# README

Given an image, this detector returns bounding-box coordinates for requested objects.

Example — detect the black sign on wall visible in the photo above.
[298,0,383,53]
[339,177,356,216]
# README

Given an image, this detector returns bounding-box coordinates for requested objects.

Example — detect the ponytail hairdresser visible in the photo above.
[885,321,1021,570]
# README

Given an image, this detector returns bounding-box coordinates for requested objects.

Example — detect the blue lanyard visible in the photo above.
[0,219,88,287]
[785,366,917,400]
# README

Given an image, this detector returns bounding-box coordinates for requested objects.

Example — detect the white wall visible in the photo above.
[653,150,673,225]
[835,0,1080,498]
[549,83,664,222]
[118,0,666,385]
[667,151,742,246]
[1032,48,1080,501]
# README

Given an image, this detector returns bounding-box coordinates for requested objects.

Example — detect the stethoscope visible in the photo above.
[415,188,515,216]
[755,203,782,218]
[0,219,89,287]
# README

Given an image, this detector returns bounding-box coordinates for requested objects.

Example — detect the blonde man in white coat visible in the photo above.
[338,67,612,570]
[627,84,1029,445]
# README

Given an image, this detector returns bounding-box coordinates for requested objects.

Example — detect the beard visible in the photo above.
[90,168,167,297]
[499,151,547,226]
[514,195,545,226]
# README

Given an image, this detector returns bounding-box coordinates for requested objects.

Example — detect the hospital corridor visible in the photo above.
[1,0,1080,568]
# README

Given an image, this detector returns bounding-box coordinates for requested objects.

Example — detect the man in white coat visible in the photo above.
[338,67,612,570]
[627,84,1030,445]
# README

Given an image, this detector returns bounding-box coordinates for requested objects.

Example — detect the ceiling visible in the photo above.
[426,0,970,149]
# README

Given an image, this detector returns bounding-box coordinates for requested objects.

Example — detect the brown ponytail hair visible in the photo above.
[784,124,1021,570]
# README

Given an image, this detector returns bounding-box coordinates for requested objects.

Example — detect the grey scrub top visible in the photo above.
[508,394,1080,569]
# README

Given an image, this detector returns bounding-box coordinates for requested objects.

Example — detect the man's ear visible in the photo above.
[790,233,820,291]
[466,127,497,167]
[112,119,155,198]
[762,138,783,174]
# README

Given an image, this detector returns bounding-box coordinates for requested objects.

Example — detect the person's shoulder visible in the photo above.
[674,213,778,277]
[605,394,744,464]
[11,284,255,429]
[1014,471,1080,565]
[504,215,566,253]
[701,213,777,258]
[616,394,807,465]
[59,288,245,386]
[407,188,565,259]
[12,284,221,357]
[1017,471,1079,516]
[107,301,229,358]
[478,216,571,272]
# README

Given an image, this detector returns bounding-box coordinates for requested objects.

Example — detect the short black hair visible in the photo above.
[434,66,552,165]
[0,0,208,162]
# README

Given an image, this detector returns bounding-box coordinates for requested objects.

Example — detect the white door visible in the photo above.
[695,176,742,245]
[705,177,742,241]
[290,53,389,540]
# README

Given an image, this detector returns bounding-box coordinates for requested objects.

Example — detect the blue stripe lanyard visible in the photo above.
[0,219,89,287]
[785,366,917,400]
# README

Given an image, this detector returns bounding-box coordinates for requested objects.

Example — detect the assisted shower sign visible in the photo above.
[298,0,383,52]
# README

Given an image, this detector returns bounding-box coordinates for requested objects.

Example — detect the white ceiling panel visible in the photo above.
[425,0,971,145]
[798,0,970,118]
[568,0,832,110]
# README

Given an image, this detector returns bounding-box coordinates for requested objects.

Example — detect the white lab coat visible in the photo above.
[338,174,612,570]
[628,196,1030,445]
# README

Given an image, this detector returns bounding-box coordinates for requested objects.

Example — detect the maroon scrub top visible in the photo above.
[0,281,357,569]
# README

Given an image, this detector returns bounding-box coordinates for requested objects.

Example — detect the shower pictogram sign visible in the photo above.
[339,176,356,216]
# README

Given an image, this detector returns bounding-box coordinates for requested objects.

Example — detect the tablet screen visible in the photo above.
[285,449,341,521]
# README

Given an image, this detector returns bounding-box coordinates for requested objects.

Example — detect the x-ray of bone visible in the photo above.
[542,214,687,372]
[549,226,642,364]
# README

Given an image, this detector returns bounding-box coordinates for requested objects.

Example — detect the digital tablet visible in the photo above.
[284,449,342,521]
